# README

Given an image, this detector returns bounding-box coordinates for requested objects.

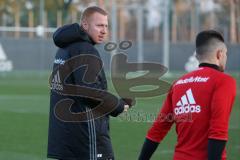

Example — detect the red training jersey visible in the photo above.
[146,65,236,160]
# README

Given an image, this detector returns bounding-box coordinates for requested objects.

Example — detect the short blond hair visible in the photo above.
[81,6,108,22]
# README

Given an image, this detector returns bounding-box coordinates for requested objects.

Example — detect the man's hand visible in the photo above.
[124,104,129,112]
[121,98,136,107]
[121,98,135,112]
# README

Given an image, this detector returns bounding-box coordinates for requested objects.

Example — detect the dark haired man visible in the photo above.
[47,6,133,160]
[138,30,236,160]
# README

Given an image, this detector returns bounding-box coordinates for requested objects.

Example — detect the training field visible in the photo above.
[0,71,239,160]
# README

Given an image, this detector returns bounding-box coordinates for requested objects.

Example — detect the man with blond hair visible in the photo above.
[47,6,133,160]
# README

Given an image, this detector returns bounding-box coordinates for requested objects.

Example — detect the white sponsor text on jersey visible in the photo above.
[175,76,209,85]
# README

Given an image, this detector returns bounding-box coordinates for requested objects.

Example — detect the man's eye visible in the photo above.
[97,24,108,28]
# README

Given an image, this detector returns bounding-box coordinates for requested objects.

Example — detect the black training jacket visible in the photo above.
[47,23,125,160]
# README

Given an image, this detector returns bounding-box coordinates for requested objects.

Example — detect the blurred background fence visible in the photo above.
[0,0,240,73]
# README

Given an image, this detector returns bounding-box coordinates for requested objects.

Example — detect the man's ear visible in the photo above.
[216,49,222,60]
[81,19,88,30]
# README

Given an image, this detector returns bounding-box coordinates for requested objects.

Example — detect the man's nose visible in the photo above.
[101,27,108,34]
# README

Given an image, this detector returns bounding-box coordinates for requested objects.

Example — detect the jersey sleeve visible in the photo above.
[146,88,174,142]
[208,75,236,140]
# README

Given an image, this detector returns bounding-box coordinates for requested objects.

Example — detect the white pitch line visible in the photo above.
[159,149,174,154]
[0,95,48,100]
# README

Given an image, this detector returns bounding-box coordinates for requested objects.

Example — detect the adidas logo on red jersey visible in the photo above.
[174,88,201,115]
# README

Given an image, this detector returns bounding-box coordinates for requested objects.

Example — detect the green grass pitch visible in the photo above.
[0,71,239,160]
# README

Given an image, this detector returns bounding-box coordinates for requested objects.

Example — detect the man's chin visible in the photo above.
[96,40,104,44]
